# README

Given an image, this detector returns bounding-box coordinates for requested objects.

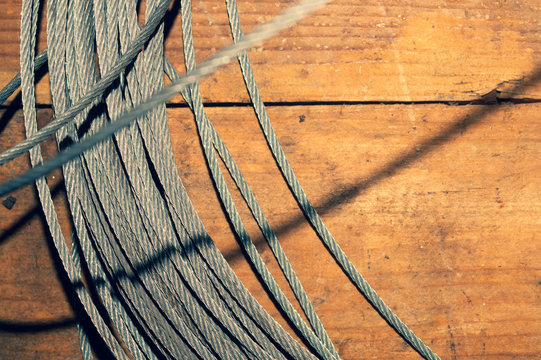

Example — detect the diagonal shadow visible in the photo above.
[0,64,539,337]
[0,317,76,333]
[221,67,541,263]
[0,180,64,246]
[1,0,539,352]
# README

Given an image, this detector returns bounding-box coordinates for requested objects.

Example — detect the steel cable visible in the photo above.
[1,0,442,359]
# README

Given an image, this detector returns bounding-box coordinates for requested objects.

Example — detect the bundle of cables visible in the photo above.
[0,0,441,359]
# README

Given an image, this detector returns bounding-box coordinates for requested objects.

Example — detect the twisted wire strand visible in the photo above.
[0,49,47,106]
[119,2,305,358]
[88,2,270,356]
[4,21,331,360]
[224,1,441,359]
[113,2,267,357]
[48,0,175,358]
[115,0,276,357]
[65,1,181,358]
[0,0,172,166]
[178,1,339,358]
[0,0,330,197]
[61,0,280,358]
[34,1,324,358]
[3,0,443,358]
[91,2,201,356]
[28,0,218,358]
[19,0,131,357]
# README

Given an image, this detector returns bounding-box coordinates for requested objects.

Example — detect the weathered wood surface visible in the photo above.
[1,0,541,359]
[1,104,540,359]
[1,0,540,104]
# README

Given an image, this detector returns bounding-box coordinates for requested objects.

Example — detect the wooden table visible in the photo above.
[1,1,540,359]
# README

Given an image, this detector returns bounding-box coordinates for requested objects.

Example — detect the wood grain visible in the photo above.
[1,0,540,359]
[0,108,79,359]
[1,0,540,104]
[1,103,539,359]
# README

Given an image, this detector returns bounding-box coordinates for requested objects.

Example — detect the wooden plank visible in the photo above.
[1,0,540,105]
[0,108,80,359]
[1,103,539,359]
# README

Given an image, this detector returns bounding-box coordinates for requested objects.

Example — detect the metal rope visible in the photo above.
[1,0,442,359]
[223,1,440,358]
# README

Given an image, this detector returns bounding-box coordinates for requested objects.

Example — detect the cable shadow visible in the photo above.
[0,64,48,135]
[0,93,23,135]
[163,0,181,42]
[0,318,76,333]
[0,180,64,246]
[0,64,538,346]
[221,67,541,263]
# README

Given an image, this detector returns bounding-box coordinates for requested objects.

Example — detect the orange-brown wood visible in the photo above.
[0,108,80,359]
[1,0,540,105]
[1,0,540,359]
[1,103,540,359]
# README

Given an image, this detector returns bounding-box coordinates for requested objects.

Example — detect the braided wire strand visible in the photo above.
[1,0,443,359]
[224,1,441,359]
[20,0,131,357]
[178,1,340,358]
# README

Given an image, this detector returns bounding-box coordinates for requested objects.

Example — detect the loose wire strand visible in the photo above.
[0,0,330,197]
